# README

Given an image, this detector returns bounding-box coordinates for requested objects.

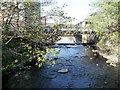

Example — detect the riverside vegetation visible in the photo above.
[1,1,61,79]
[87,0,119,65]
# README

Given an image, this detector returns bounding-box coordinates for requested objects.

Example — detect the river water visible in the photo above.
[56,36,76,44]
[3,36,119,88]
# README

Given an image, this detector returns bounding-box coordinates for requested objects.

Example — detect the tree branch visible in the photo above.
[5,33,16,45]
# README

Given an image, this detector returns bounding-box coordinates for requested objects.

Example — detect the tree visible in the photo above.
[88,0,119,36]
[88,0,119,55]
[1,1,60,71]
[45,3,74,25]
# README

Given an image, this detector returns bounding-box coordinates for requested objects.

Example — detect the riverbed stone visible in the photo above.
[94,53,97,56]
[57,68,69,74]
[80,56,87,58]
[96,64,99,66]
[90,57,93,60]
[74,56,79,58]
[104,81,108,85]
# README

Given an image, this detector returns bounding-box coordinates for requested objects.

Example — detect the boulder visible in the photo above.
[57,68,69,74]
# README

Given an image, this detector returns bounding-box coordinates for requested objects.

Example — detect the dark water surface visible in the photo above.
[3,36,119,88]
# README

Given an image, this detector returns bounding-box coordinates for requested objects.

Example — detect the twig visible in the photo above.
[5,34,16,45]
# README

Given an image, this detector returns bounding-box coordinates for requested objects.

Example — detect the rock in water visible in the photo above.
[57,68,69,74]
[94,53,97,56]
[110,63,117,67]
[104,81,108,85]
[90,57,93,60]
[96,64,99,66]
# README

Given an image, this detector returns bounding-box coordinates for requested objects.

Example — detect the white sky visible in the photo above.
[56,0,96,24]
[42,0,96,25]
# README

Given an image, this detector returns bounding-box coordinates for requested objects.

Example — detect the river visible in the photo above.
[3,36,119,88]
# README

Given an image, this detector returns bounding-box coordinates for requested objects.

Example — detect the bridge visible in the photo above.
[43,29,99,45]
[55,29,94,35]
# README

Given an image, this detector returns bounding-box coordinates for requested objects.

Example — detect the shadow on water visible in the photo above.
[3,36,119,88]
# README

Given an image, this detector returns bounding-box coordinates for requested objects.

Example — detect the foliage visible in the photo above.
[1,1,60,71]
[44,3,74,25]
[88,0,119,55]
[89,0,118,34]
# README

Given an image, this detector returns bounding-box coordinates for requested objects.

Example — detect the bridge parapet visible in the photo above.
[41,29,98,44]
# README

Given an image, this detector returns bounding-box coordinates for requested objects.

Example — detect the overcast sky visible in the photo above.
[42,0,96,24]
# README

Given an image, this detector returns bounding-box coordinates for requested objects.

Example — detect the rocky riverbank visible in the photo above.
[97,46,118,66]
[89,44,119,67]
